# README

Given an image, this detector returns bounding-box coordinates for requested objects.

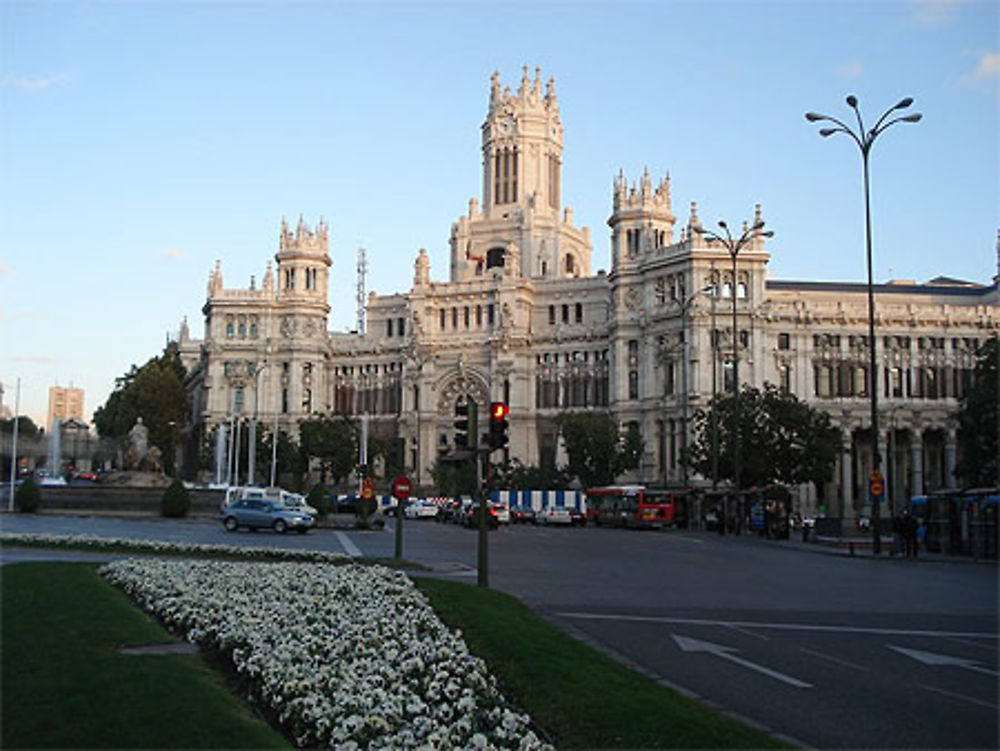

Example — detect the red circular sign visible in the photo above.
[391,475,412,500]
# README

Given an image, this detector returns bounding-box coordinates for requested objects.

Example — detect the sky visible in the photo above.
[1,0,997,429]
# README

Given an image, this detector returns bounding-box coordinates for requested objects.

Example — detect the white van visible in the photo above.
[220,486,319,516]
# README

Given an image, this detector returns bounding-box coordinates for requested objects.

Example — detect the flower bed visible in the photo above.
[101,558,550,750]
[0,532,349,564]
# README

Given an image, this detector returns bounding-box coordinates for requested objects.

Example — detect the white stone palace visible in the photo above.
[178,66,999,518]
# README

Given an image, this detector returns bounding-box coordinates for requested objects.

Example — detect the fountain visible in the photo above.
[40,418,67,486]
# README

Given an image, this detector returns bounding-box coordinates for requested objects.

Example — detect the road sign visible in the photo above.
[869,469,884,499]
[362,476,374,500]
[391,475,412,501]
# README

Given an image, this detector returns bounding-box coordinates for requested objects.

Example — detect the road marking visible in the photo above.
[728,624,769,641]
[887,645,1000,676]
[798,647,870,672]
[942,635,999,652]
[675,536,705,544]
[672,634,812,688]
[919,684,999,709]
[557,612,998,640]
[334,532,362,558]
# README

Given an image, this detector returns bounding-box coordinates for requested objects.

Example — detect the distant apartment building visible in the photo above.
[47,386,85,431]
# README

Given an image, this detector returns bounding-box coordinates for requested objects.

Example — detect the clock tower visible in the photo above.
[449,66,591,282]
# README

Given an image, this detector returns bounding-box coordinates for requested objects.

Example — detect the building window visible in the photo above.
[464,307,470,328]
[249,322,258,338]
[226,321,234,338]
[548,305,556,325]
[778,333,790,350]
[494,147,518,204]
[451,307,458,328]
[562,304,569,323]
[815,365,833,398]
[779,363,791,393]
[488,304,495,326]
[664,361,675,396]
[575,303,583,323]
[628,339,639,400]
[386,319,394,337]
[565,254,575,275]
[234,387,244,414]
[854,366,869,397]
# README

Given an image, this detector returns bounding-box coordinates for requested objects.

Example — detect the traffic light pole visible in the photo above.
[477,447,488,588]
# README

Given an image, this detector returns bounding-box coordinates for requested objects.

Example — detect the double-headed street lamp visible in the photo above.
[806,95,921,555]
[694,218,773,504]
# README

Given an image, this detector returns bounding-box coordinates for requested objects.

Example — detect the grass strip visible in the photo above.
[1,562,290,749]
[415,577,792,749]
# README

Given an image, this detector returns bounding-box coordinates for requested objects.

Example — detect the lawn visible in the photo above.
[1,562,289,749]
[2,559,790,749]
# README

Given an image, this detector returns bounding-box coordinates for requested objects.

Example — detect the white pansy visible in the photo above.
[1,532,349,564]
[99,558,551,750]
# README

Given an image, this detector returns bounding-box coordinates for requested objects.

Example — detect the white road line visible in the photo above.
[556,611,998,639]
[675,536,705,544]
[672,634,812,688]
[919,684,999,709]
[728,624,770,641]
[798,647,870,672]
[334,532,362,558]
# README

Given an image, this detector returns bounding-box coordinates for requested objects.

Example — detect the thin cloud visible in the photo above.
[965,51,1000,81]
[910,0,972,26]
[0,261,9,278]
[0,73,70,91]
[159,247,187,262]
[837,60,864,78]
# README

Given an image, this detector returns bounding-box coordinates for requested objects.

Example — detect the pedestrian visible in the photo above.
[902,512,918,558]
[891,512,903,556]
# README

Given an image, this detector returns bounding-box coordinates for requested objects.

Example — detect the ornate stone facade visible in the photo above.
[178,67,999,518]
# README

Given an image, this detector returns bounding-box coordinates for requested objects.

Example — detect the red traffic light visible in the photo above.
[490,402,509,420]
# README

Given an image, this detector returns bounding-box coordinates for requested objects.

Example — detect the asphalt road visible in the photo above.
[3,512,997,749]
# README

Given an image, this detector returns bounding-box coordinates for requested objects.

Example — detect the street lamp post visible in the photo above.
[806,95,921,555]
[694,218,773,511]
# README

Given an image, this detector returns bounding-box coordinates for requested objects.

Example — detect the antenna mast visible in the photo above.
[356,246,368,335]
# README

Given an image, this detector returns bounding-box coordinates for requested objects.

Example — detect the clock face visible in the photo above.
[498,116,514,135]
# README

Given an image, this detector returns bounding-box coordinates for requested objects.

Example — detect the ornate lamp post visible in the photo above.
[806,95,921,555]
[694,218,773,510]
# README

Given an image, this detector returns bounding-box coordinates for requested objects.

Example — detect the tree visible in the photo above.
[686,383,841,489]
[93,343,189,476]
[299,415,359,486]
[495,458,571,491]
[1,416,40,440]
[956,337,998,487]
[557,412,643,489]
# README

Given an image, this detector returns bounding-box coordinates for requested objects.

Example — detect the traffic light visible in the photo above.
[454,401,469,449]
[488,401,509,451]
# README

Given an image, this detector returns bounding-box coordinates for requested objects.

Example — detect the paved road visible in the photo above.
[3,513,996,749]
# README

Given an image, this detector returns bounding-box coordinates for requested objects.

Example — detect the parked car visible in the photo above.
[510,505,536,524]
[405,499,439,519]
[493,501,511,524]
[569,507,587,526]
[462,502,499,530]
[538,506,572,525]
[436,499,462,523]
[219,499,315,534]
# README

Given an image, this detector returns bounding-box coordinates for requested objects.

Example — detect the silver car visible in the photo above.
[220,499,315,534]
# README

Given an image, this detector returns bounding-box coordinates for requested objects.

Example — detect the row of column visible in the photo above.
[838,427,957,517]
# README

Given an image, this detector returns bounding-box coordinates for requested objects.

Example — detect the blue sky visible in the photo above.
[1,0,997,428]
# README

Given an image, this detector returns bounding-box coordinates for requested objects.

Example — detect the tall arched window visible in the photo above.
[486,247,505,269]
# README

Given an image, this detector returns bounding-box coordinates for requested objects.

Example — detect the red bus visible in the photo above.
[585,485,677,529]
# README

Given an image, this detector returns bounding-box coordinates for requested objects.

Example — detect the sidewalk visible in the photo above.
[750,529,997,564]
